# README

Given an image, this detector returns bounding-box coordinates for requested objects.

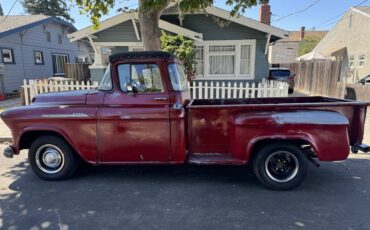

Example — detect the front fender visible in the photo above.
[229,110,350,162]
[15,125,98,164]
[2,105,98,164]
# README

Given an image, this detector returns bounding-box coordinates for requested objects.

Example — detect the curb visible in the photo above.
[0,137,12,144]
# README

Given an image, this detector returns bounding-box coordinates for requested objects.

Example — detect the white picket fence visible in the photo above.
[21,78,289,105]
[22,79,99,105]
[190,80,289,99]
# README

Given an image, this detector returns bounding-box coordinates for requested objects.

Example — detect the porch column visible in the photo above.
[89,45,107,83]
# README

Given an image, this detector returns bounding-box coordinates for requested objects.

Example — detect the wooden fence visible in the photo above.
[21,79,99,105]
[64,63,91,81]
[280,60,345,99]
[345,84,370,102]
[190,80,289,99]
[280,60,370,102]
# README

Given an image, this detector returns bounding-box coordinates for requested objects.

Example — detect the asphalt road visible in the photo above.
[1,146,370,230]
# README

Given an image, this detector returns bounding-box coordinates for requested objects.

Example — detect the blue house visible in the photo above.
[68,4,288,84]
[0,15,92,93]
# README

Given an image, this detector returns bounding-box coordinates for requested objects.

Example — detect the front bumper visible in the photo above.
[3,146,15,158]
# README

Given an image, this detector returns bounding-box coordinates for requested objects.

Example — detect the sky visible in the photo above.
[1,0,370,31]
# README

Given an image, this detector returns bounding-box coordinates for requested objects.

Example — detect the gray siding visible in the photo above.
[314,9,370,82]
[95,21,138,42]
[165,15,266,40]
[0,22,91,93]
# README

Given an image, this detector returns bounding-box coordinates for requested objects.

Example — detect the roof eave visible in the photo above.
[0,17,76,39]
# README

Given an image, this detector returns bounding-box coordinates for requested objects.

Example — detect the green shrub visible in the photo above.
[161,31,197,81]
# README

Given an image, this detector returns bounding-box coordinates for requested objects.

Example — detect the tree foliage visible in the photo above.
[0,4,4,16]
[22,0,74,22]
[161,32,196,80]
[298,35,322,56]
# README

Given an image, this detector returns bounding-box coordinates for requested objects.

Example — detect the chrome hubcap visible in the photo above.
[265,151,299,183]
[35,144,65,174]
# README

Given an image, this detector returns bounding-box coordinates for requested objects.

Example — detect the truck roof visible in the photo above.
[109,51,176,63]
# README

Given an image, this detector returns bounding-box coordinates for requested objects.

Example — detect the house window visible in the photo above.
[57,34,62,44]
[1,48,15,63]
[359,54,365,67]
[240,45,251,75]
[52,54,69,75]
[349,55,355,68]
[76,56,88,63]
[208,45,235,76]
[195,40,255,79]
[34,51,44,65]
[195,46,204,76]
[46,31,51,42]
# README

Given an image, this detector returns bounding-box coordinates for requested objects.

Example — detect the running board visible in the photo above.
[187,153,245,165]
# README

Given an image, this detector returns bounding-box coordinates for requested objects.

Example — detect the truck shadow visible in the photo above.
[1,156,370,229]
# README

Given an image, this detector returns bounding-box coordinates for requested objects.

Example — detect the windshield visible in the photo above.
[270,70,291,77]
[168,63,189,91]
[98,65,112,91]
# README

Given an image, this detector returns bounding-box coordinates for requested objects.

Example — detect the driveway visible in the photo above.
[1,146,370,230]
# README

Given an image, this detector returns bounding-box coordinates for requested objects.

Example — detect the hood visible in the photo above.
[32,90,93,105]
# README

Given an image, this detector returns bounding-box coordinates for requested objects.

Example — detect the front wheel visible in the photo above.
[253,143,308,190]
[29,136,79,180]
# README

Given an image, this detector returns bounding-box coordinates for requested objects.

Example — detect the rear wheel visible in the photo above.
[253,143,308,190]
[29,136,79,180]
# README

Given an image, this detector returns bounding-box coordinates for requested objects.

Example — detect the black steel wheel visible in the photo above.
[253,143,308,190]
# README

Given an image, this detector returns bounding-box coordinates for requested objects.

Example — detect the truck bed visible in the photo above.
[186,96,369,161]
[188,96,366,107]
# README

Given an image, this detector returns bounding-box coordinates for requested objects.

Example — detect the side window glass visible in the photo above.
[118,64,130,91]
[118,63,164,93]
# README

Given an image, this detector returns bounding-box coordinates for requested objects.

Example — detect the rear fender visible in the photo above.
[229,110,350,162]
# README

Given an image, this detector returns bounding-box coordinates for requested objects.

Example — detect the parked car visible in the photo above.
[356,75,370,85]
[268,68,295,93]
[1,51,369,190]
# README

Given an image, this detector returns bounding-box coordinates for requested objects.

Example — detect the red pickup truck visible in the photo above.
[1,51,369,190]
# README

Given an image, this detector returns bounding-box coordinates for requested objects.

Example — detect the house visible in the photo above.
[269,27,327,64]
[314,6,370,83]
[68,4,288,83]
[0,15,93,94]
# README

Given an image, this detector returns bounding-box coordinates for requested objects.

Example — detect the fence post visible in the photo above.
[204,81,208,99]
[251,82,255,98]
[210,81,214,99]
[238,82,244,98]
[227,82,231,98]
[23,79,29,105]
[233,82,238,98]
[198,82,203,99]
[192,81,196,99]
[221,82,226,98]
[216,81,220,99]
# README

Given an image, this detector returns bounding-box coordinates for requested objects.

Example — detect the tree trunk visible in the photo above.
[138,0,169,51]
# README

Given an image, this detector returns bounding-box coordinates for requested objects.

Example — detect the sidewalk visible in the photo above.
[0,97,21,143]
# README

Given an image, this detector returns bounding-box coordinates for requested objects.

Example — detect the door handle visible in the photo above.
[153,97,168,101]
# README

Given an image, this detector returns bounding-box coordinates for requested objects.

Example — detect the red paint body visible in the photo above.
[1,55,369,165]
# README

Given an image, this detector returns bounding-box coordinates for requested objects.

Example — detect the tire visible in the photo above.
[288,88,294,94]
[29,135,79,180]
[253,143,308,190]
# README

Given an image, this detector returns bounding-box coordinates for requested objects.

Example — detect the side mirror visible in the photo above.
[126,83,139,95]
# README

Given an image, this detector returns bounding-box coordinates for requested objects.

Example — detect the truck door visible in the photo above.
[97,61,171,163]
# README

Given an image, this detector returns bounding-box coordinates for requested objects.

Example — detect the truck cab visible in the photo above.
[95,52,190,164]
